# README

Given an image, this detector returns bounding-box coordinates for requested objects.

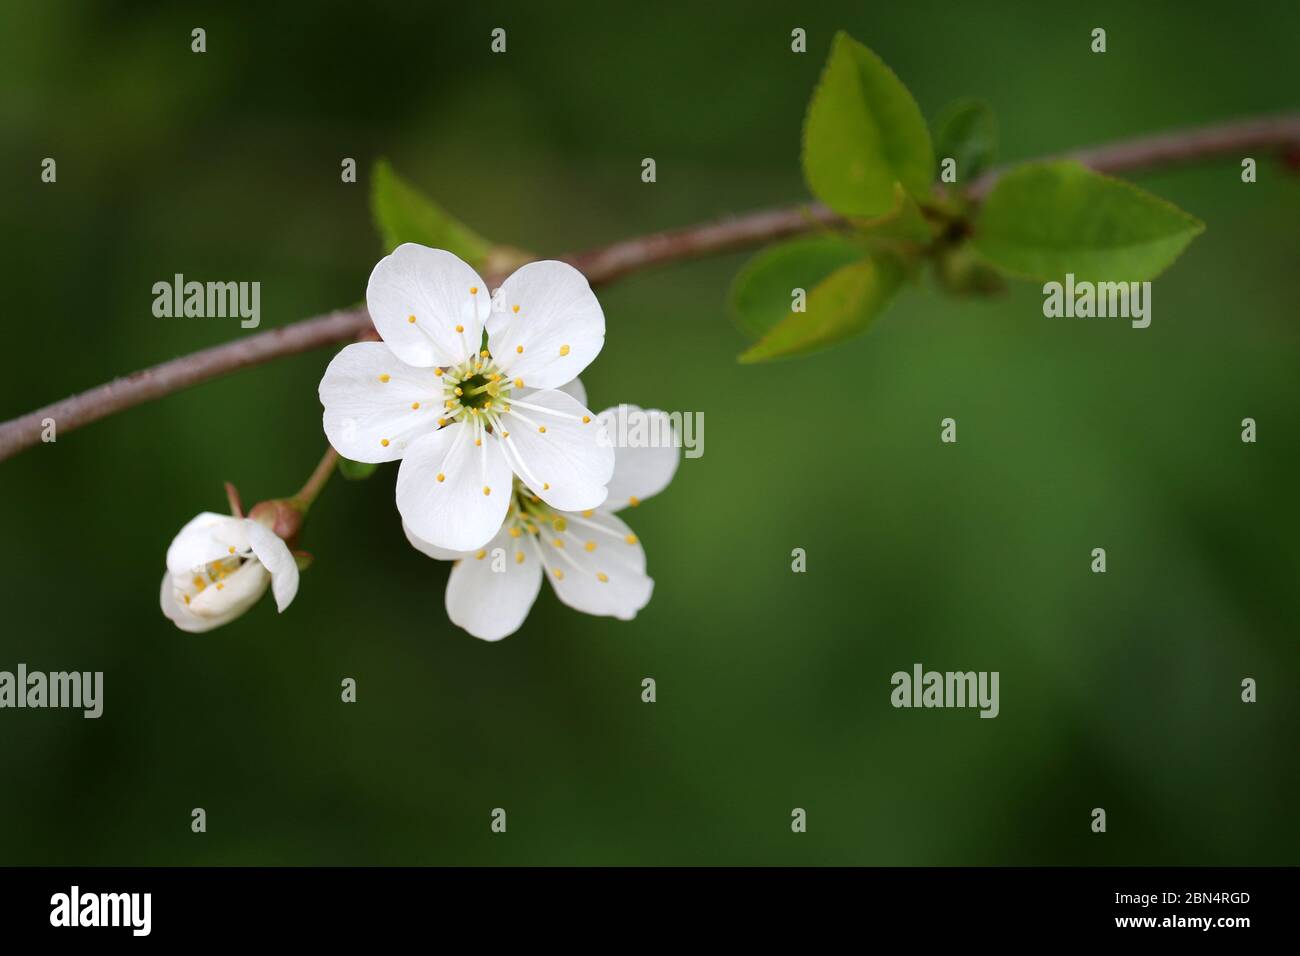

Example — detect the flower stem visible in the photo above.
[290,447,339,514]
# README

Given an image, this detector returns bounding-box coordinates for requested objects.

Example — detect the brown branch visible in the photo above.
[2,113,1298,463]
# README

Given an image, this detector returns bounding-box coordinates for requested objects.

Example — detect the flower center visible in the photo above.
[437,355,519,425]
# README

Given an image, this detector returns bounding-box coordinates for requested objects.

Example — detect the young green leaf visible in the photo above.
[802,32,934,217]
[931,98,998,182]
[729,235,867,340]
[371,160,492,267]
[738,252,905,363]
[970,160,1205,282]
[337,456,379,481]
[858,182,935,244]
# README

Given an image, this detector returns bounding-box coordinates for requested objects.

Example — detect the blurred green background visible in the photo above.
[1,0,1297,865]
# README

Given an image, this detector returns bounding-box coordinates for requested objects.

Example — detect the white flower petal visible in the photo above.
[445,525,544,641]
[538,509,651,620]
[160,571,225,633]
[514,375,586,408]
[488,261,604,390]
[319,342,446,463]
[597,406,681,511]
[396,422,513,551]
[166,512,249,575]
[180,561,270,627]
[499,388,613,512]
[367,244,491,368]
[245,519,300,613]
[402,521,467,561]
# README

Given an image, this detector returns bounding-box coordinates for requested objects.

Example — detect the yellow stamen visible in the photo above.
[381,438,390,447]
[379,374,390,383]
[553,569,565,580]
[584,541,596,552]
[515,551,525,563]
[516,345,524,354]
[559,344,570,356]
[512,304,520,314]
[411,402,420,410]
[407,315,416,324]
[538,425,547,433]
[483,486,491,496]
[625,534,638,545]
[436,473,445,482]
[582,415,591,424]
[628,496,641,507]
[455,324,464,332]
[476,550,487,560]
[596,572,609,583]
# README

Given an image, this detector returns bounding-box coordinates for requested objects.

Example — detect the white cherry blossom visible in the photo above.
[319,244,614,552]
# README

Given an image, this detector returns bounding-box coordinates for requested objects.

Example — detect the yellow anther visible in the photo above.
[628,496,640,507]
[625,534,638,545]
[515,345,524,354]
[192,576,204,588]
[553,569,565,580]
[436,473,445,482]
[183,595,191,605]
[454,387,463,396]
[483,486,491,496]
[379,374,390,383]
[434,368,444,377]
[538,425,547,433]
[515,551,525,563]
[216,583,225,591]
[480,349,490,358]
[582,415,591,424]
[470,286,479,294]
[514,378,524,388]
[553,539,564,548]
[476,550,487,560]
[408,315,416,324]
[512,304,520,314]
[411,402,420,410]
[582,510,594,518]
[438,418,448,426]
[552,517,567,532]
[543,482,550,490]
[381,438,390,447]
[509,527,521,538]
[228,546,236,554]
[559,344,570,356]
[455,324,464,333]
[596,572,609,583]
[584,541,596,552]
[502,431,510,438]
[475,438,482,447]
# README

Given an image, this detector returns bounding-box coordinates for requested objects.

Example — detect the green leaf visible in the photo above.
[729,235,867,340]
[933,243,1007,297]
[802,32,934,217]
[931,98,998,182]
[738,252,905,363]
[970,160,1205,282]
[337,456,379,481]
[858,182,935,244]
[370,159,492,267]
